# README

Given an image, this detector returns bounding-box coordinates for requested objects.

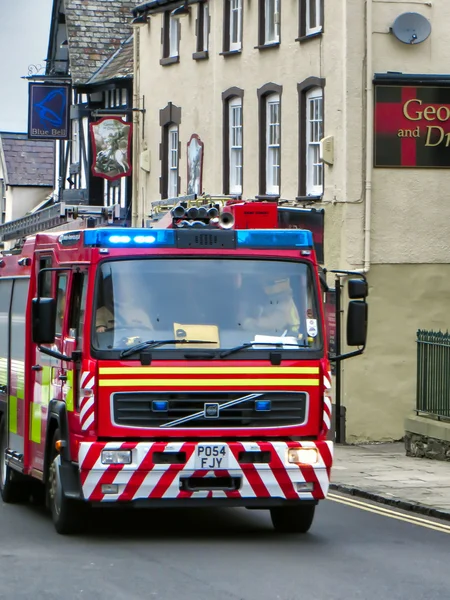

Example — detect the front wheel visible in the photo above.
[270,504,316,533]
[47,429,84,535]
[0,416,30,504]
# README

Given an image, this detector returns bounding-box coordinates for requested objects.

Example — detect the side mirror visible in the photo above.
[32,298,56,344]
[348,279,368,299]
[347,300,368,347]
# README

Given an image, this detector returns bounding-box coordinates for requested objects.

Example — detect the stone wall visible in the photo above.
[404,414,450,462]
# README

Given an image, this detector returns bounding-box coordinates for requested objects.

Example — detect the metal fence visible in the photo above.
[416,330,450,419]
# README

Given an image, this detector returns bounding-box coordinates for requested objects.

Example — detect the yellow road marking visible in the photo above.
[99,378,320,387]
[100,367,320,375]
[328,492,450,534]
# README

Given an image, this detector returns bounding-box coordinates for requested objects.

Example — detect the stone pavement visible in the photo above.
[330,442,450,520]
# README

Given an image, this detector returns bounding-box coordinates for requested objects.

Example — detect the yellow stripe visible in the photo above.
[30,403,42,444]
[9,396,17,434]
[328,494,450,535]
[99,367,320,375]
[99,378,320,388]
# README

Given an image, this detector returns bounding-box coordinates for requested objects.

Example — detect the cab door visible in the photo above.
[8,278,29,461]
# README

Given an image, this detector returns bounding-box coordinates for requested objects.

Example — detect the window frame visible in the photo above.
[305,87,324,196]
[161,11,180,65]
[257,83,282,198]
[258,0,280,47]
[222,0,242,53]
[159,102,182,199]
[228,97,243,194]
[297,77,325,200]
[265,94,281,195]
[194,2,210,59]
[298,0,324,40]
[222,87,244,195]
[168,124,179,199]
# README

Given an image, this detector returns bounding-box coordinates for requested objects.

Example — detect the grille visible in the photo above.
[112,391,308,428]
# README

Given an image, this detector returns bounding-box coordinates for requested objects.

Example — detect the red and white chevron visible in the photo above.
[79,370,95,431]
[322,369,333,435]
[78,440,333,503]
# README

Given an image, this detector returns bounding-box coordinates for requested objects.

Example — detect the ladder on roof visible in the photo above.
[0,202,122,243]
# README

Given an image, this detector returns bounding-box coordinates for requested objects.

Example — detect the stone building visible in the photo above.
[130,0,450,441]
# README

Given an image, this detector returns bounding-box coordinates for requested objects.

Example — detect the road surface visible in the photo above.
[0,492,449,600]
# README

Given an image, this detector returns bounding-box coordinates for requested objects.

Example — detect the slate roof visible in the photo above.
[0,134,55,187]
[65,0,139,85]
[87,35,134,85]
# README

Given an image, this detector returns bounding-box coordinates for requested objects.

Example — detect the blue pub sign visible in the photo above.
[28,83,70,140]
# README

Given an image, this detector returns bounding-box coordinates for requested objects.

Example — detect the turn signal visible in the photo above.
[55,440,64,452]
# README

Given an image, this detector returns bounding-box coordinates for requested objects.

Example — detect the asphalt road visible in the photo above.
[0,493,449,600]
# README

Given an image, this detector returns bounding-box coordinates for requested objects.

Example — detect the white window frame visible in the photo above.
[169,16,179,57]
[306,87,324,196]
[264,0,280,44]
[229,97,243,194]
[168,124,179,198]
[229,0,242,51]
[265,93,280,195]
[202,3,210,51]
[306,0,322,36]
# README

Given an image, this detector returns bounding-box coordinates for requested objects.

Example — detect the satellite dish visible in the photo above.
[391,12,431,45]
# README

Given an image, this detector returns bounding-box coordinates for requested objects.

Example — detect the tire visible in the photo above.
[46,429,84,535]
[0,416,30,504]
[270,504,316,534]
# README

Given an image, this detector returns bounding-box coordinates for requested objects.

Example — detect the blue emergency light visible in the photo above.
[83,228,313,249]
[152,401,169,412]
[255,400,272,411]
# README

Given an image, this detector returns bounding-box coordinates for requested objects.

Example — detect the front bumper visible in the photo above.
[78,440,333,504]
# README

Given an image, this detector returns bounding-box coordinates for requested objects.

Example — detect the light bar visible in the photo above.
[84,228,176,248]
[83,228,313,249]
[237,230,313,248]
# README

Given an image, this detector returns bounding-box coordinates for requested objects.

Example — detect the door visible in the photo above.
[9,279,29,459]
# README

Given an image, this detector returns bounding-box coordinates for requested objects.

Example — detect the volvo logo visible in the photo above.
[204,402,220,419]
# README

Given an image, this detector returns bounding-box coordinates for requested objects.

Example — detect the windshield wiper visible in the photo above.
[219,341,306,359]
[120,339,215,358]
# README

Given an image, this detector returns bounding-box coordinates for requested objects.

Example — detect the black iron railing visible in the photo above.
[417,330,450,419]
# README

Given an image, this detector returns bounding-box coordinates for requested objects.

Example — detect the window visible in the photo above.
[306,88,323,195]
[55,274,68,336]
[222,88,244,195]
[266,94,280,194]
[299,0,323,39]
[169,16,179,57]
[159,102,181,199]
[69,272,88,349]
[223,0,242,52]
[259,0,280,46]
[195,2,210,58]
[297,77,324,199]
[168,124,179,199]
[257,84,282,197]
[161,12,180,64]
[229,98,243,193]
[306,0,321,34]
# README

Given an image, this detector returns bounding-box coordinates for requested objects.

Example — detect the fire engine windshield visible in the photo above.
[93,258,322,354]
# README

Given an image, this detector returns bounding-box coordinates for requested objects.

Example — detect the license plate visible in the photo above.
[195,444,229,470]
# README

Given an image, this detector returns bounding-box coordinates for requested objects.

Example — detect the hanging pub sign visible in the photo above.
[28,83,70,140]
[374,85,450,168]
[90,117,132,181]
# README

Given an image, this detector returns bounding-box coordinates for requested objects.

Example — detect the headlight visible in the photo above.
[101,450,132,465]
[287,448,319,465]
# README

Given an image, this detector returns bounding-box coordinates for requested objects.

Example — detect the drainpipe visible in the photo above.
[363,0,373,273]
[132,26,140,228]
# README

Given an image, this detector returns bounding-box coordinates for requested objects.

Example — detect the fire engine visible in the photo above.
[0,197,368,534]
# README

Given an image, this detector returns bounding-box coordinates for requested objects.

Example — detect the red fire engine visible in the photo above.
[0,198,368,534]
